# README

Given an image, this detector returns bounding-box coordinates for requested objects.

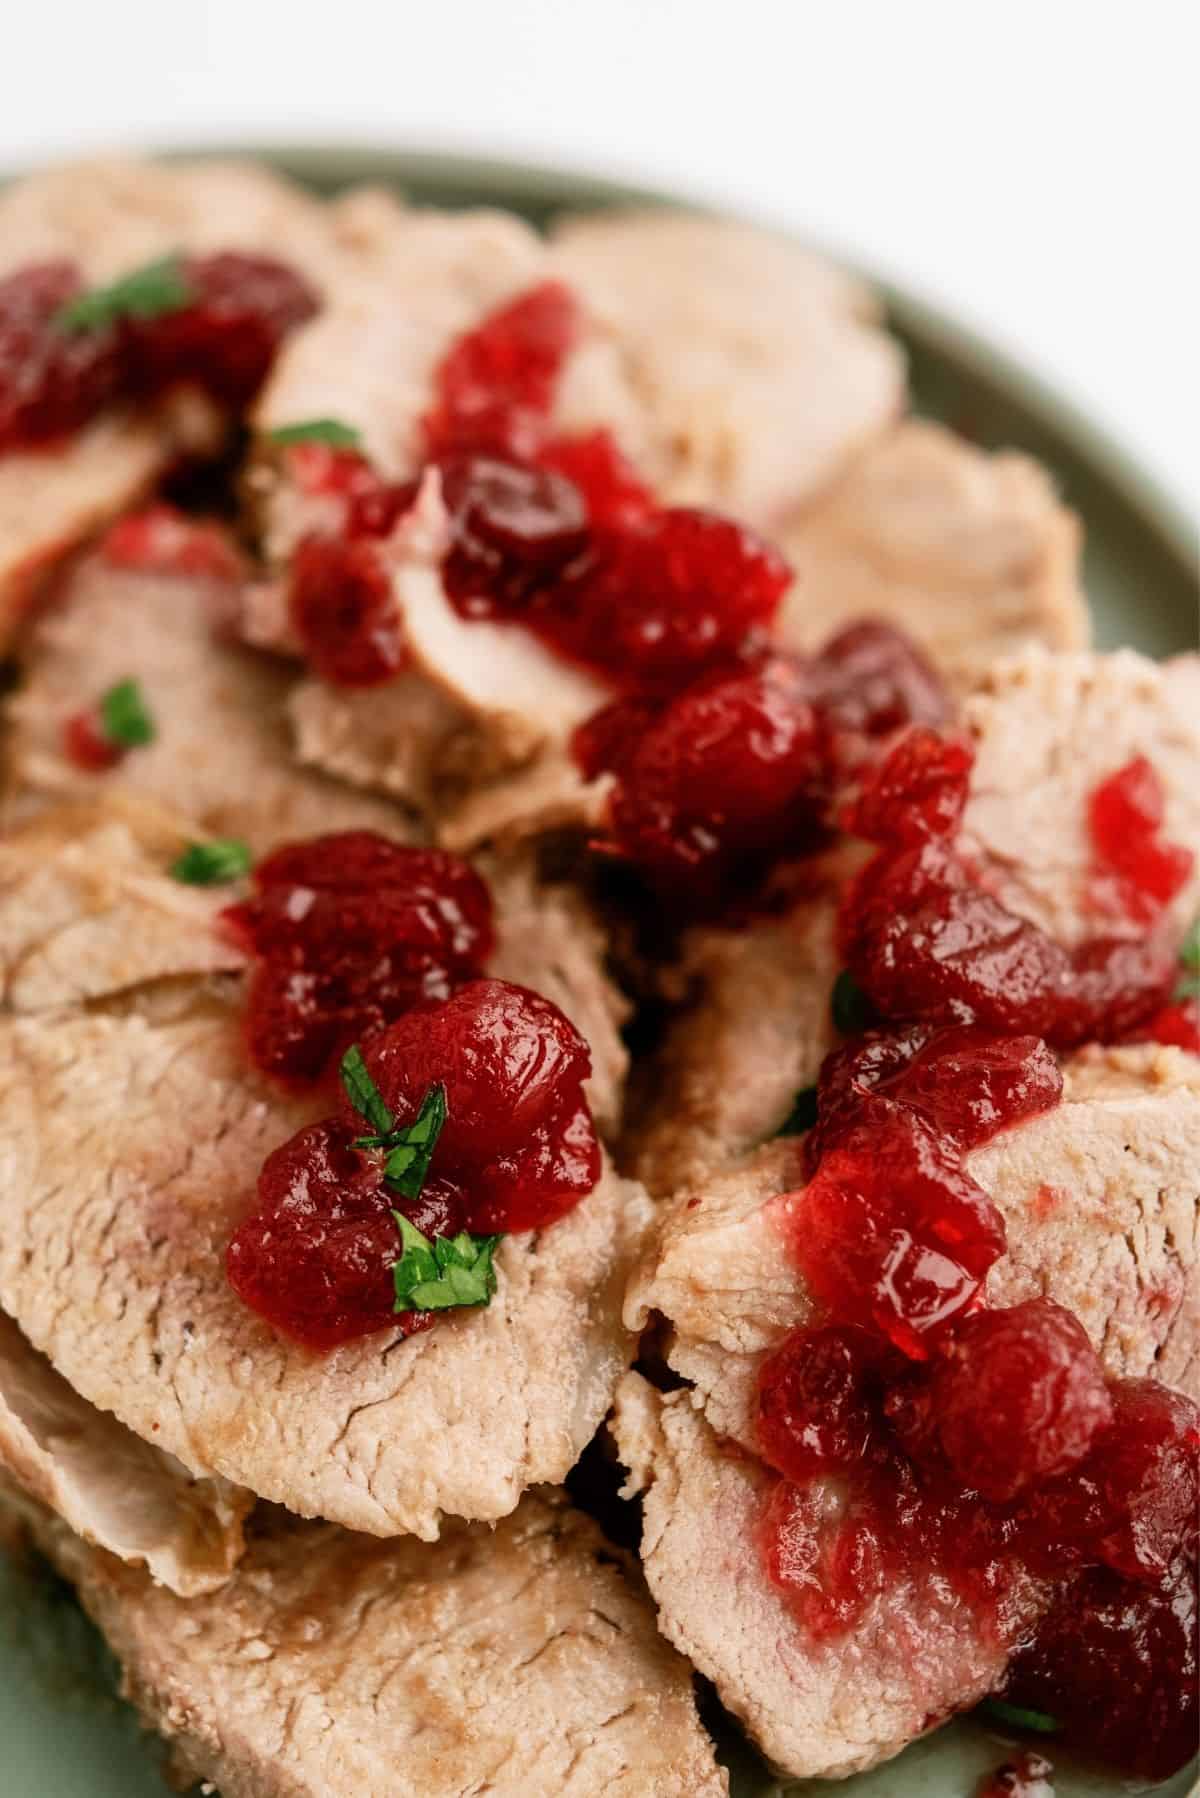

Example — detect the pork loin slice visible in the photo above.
[0,157,353,644]
[284,471,614,847]
[774,421,1088,683]
[624,848,855,1196]
[0,1311,249,1597]
[550,209,906,524]
[0,799,246,1013]
[613,1372,1042,1781]
[12,1488,727,1798]
[627,1044,1200,1453]
[0,1007,651,1538]
[4,550,413,850]
[961,647,1200,944]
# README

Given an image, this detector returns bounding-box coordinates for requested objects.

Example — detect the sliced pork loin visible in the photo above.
[629,647,1197,1195]
[550,208,905,524]
[0,156,362,644]
[616,1044,1200,1778]
[4,548,415,849]
[613,1373,1043,1782]
[0,1001,651,1539]
[961,646,1200,943]
[0,798,246,1013]
[774,421,1088,685]
[0,1311,249,1597]
[9,1488,727,1798]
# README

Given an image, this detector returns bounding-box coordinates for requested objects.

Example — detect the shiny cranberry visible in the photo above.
[0,260,122,450]
[424,279,580,461]
[602,657,828,904]
[571,694,659,782]
[62,708,124,771]
[1089,754,1194,923]
[226,1117,443,1349]
[889,1302,1113,1503]
[789,1112,1008,1357]
[101,503,245,580]
[544,508,791,690]
[537,428,654,528]
[128,252,317,407]
[440,454,589,615]
[289,533,407,686]
[808,1025,1062,1172]
[809,620,952,738]
[843,727,973,847]
[352,979,599,1232]
[756,1325,888,1482]
[1026,1380,1199,1583]
[225,832,494,1086]
[1000,1555,1198,1781]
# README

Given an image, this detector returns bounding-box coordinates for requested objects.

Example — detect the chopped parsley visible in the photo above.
[979,1697,1060,1735]
[776,1085,819,1137]
[339,1044,393,1137]
[338,1047,500,1317]
[831,969,872,1036]
[171,838,252,886]
[267,417,363,449]
[99,678,155,748]
[1181,918,1200,972]
[57,254,193,334]
[392,1216,500,1314]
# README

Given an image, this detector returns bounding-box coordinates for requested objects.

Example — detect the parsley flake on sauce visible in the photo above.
[57,254,193,333]
[170,838,252,886]
[267,417,363,449]
[99,678,155,748]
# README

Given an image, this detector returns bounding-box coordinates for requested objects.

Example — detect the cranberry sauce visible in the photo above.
[222,831,494,1086]
[101,503,246,581]
[227,977,601,1348]
[1088,753,1194,924]
[838,728,1183,1048]
[0,252,316,454]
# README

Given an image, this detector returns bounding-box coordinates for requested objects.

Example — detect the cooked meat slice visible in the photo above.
[774,421,1088,683]
[13,1488,727,1798]
[0,1007,651,1538]
[0,799,245,1012]
[277,471,613,847]
[4,550,412,849]
[0,1312,249,1597]
[612,1372,1042,1781]
[961,647,1200,943]
[486,851,630,1135]
[626,1046,1200,1459]
[979,1043,1200,1397]
[550,209,906,524]
[0,157,348,644]
[624,850,853,1195]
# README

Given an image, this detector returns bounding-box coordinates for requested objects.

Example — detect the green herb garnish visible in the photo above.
[354,1083,448,1202]
[99,678,155,748]
[1181,919,1200,972]
[776,1085,819,1137]
[339,1044,394,1137]
[392,1215,500,1314]
[56,254,193,334]
[831,969,872,1036]
[267,417,363,449]
[170,838,252,886]
[979,1697,1061,1735]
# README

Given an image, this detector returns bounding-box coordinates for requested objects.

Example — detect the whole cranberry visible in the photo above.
[0,260,123,449]
[756,1324,888,1482]
[289,533,407,687]
[440,454,589,615]
[809,620,952,738]
[128,251,317,407]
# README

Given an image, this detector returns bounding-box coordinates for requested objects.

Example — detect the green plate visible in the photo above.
[0,148,1196,1798]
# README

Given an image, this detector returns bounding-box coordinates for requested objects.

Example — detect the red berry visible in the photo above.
[0,260,122,450]
[843,726,974,847]
[128,252,317,407]
[536,428,654,529]
[894,1300,1113,1503]
[424,279,580,462]
[604,657,828,904]
[1134,996,1200,1052]
[440,453,589,615]
[289,533,407,687]
[809,620,952,738]
[62,707,124,772]
[756,1325,887,1482]
[1089,754,1194,922]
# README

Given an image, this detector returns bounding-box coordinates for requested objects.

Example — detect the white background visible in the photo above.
[7,0,1198,525]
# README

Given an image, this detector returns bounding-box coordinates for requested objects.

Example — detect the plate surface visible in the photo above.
[0,147,1195,1798]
